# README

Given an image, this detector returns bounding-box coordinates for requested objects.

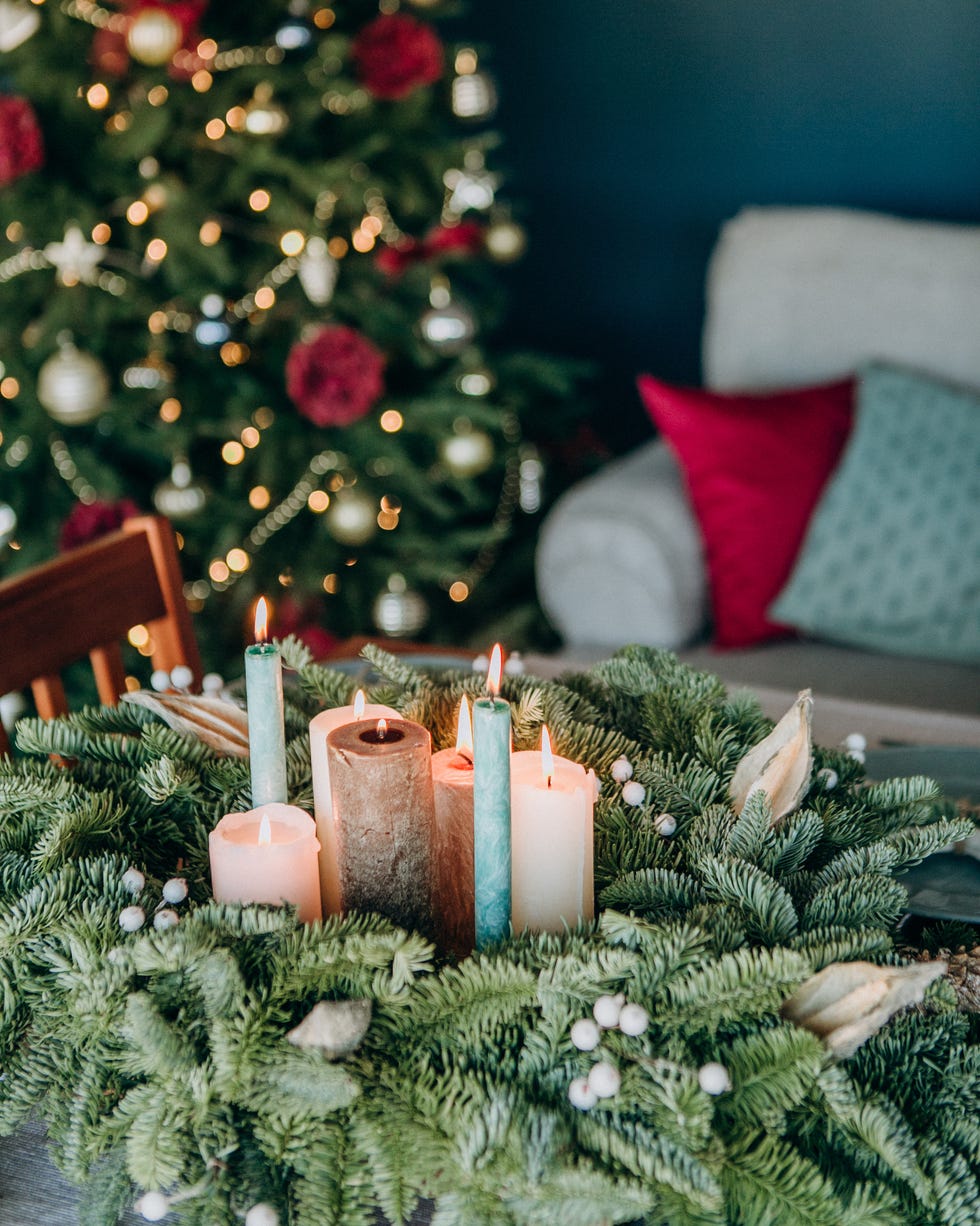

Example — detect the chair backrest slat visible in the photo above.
[0,516,201,756]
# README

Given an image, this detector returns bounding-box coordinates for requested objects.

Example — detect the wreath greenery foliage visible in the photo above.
[0,644,977,1226]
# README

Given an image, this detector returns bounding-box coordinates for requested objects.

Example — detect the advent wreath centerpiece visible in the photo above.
[0,643,977,1226]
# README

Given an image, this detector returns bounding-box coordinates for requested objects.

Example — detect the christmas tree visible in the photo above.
[0,0,583,675]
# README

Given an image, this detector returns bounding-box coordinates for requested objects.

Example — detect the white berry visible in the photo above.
[844,732,867,753]
[503,652,524,676]
[202,672,225,695]
[245,1206,280,1226]
[150,669,171,693]
[611,756,633,782]
[568,1077,598,1110]
[162,877,188,904]
[119,906,146,933]
[153,909,180,931]
[169,665,194,690]
[698,1062,732,1095]
[654,812,677,837]
[618,1003,649,1036]
[587,1060,621,1099]
[122,867,146,895]
[848,748,866,765]
[622,780,646,806]
[817,767,838,790]
[472,654,489,673]
[570,1018,601,1051]
[136,1191,170,1221]
[592,993,625,1029]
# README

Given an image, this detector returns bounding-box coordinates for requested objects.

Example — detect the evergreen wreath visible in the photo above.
[0,644,977,1226]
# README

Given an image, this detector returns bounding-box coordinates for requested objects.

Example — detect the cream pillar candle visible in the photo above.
[208,802,322,924]
[326,717,436,934]
[431,696,475,958]
[510,726,595,935]
[309,690,399,915]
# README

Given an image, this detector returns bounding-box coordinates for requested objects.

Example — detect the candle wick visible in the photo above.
[458,747,473,765]
[547,776,552,789]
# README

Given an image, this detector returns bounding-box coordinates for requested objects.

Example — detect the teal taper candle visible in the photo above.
[245,597,287,807]
[472,644,512,948]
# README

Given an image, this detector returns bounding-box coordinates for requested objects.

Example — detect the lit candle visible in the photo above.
[472,644,512,949]
[326,716,436,934]
[208,802,322,924]
[244,597,287,808]
[510,726,595,935]
[309,689,399,915]
[431,696,475,957]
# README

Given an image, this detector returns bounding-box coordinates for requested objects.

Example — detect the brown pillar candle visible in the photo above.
[326,717,435,935]
[431,743,475,958]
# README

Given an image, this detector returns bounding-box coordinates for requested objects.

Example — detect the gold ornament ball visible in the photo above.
[372,575,429,638]
[485,219,528,263]
[440,428,494,478]
[325,490,376,546]
[126,9,182,66]
[37,343,110,425]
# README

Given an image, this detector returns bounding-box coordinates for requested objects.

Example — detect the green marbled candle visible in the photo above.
[245,640,288,807]
[472,694,512,948]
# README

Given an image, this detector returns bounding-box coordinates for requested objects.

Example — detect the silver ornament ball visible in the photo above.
[372,574,429,638]
[419,300,477,355]
[0,502,17,549]
[153,459,207,518]
[324,489,376,546]
[451,69,498,121]
[439,427,494,478]
[37,342,110,425]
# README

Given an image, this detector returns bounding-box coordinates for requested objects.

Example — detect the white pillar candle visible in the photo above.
[208,802,322,924]
[510,726,595,935]
[309,690,399,915]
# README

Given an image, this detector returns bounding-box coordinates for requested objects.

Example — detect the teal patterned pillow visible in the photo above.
[770,364,980,662]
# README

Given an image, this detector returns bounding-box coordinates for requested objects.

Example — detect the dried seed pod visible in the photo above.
[122,691,250,757]
[782,959,947,1059]
[286,998,373,1060]
[730,689,813,823]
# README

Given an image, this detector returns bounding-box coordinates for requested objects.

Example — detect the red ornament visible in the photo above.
[59,499,140,552]
[351,13,444,101]
[0,95,44,187]
[285,325,385,428]
[376,221,484,277]
[274,596,340,661]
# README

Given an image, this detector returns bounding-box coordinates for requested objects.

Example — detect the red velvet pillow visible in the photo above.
[636,374,855,647]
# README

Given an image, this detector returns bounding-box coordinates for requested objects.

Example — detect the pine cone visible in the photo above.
[900,945,980,1013]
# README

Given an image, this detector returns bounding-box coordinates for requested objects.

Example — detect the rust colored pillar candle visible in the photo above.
[326,717,435,934]
[431,696,475,958]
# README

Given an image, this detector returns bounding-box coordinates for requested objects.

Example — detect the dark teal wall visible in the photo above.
[467,0,980,448]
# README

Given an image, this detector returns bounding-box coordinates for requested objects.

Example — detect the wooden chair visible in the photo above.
[0,515,202,756]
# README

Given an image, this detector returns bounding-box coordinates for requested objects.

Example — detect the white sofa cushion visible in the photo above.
[703,206,980,393]
[535,439,707,649]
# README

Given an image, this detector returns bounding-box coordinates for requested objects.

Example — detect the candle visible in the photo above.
[510,726,595,935]
[431,696,475,957]
[208,802,322,924]
[309,689,400,915]
[326,717,436,934]
[244,597,287,808]
[472,644,512,949]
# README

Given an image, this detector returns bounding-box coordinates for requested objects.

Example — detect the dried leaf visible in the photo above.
[730,689,813,823]
[122,691,249,757]
[286,998,373,1060]
[782,959,947,1058]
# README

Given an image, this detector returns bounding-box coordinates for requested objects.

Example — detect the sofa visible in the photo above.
[535,207,980,746]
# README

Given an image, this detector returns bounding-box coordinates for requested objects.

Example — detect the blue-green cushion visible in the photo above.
[770,364,980,662]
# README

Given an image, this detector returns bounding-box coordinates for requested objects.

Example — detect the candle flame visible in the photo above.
[353,689,366,718]
[486,643,503,696]
[456,695,473,754]
[258,813,272,845]
[377,717,387,741]
[253,596,270,644]
[541,724,554,788]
